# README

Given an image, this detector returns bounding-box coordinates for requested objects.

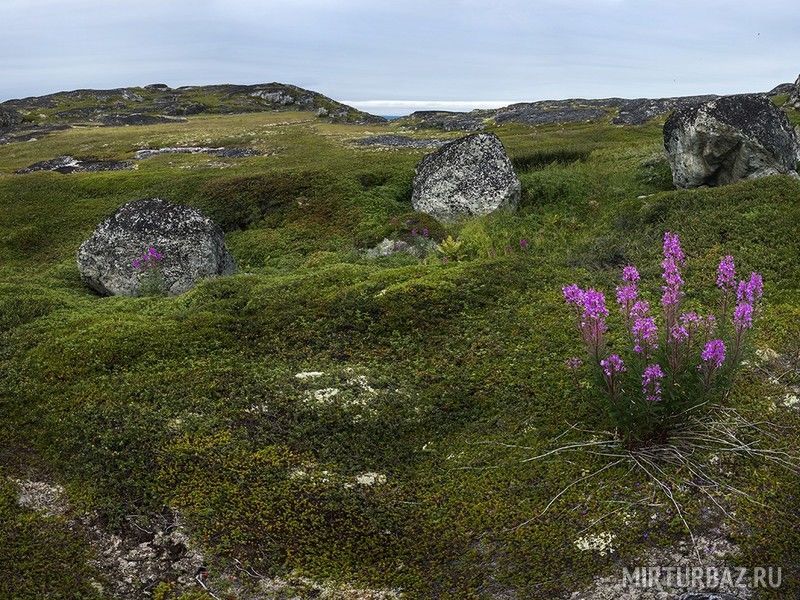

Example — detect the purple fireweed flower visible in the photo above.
[581,289,609,320]
[132,258,142,269]
[422,228,430,238]
[642,363,665,402]
[520,238,529,250]
[565,357,583,370]
[622,265,640,283]
[701,339,726,369]
[733,302,753,331]
[661,256,683,308]
[680,312,701,328]
[631,300,650,320]
[562,284,585,306]
[671,325,689,343]
[748,272,763,301]
[601,354,626,378]
[411,228,417,237]
[663,232,685,265]
[616,283,638,306]
[717,256,736,290]
[632,316,658,354]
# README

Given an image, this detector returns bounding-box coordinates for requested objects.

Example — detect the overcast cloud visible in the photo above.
[1,0,798,114]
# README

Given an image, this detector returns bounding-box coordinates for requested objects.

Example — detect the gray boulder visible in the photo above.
[664,94,799,188]
[411,133,521,222]
[77,198,235,296]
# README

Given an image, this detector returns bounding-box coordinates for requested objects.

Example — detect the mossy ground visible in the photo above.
[1,110,800,598]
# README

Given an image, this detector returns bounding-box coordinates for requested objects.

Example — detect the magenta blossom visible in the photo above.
[563,284,585,306]
[701,339,726,369]
[622,265,640,283]
[520,238,529,250]
[616,283,638,307]
[632,316,658,355]
[581,289,609,320]
[565,357,583,370]
[631,300,650,320]
[733,302,753,331]
[716,256,736,290]
[642,364,665,402]
[670,325,689,343]
[601,354,626,378]
[663,232,685,265]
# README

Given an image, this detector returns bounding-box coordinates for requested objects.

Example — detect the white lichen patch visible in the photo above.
[782,393,800,408]
[307,387,341,403]
[574,531,616,556]
[9,477,68,517]
[355,472,387,486]
[295,371,325,380]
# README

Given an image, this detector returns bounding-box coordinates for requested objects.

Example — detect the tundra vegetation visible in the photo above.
[1,95,800,599]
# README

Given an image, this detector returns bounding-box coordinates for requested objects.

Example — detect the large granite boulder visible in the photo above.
[664,94,799,188]
[77,198,235,296]
[411,133,521,222]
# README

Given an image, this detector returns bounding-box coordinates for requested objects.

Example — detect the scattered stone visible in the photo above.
[295,371,325,380]
[15,155,134,174]
[9,478,68,517]
[411,132,521,222]
[355,472,387,486]
[664,94,800,188]
[99,113,186,126]
[77,198,236,296]
[364,237,437,258]
[678,594,743,600]
[134,146,261,159]
[0,123,71,145]
[354,134,448,149]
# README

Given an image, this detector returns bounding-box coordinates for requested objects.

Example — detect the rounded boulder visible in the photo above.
[411,132,521,222]
[77,198,236,296]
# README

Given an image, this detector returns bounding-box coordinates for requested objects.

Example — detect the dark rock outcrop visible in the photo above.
[15,156,134,174]
[396,111,487,132]
[411,133,521,222]
[134,147,260,159]
[0,106,22,129]
[77,198,235,296]
[788,74,800,109]
[354,135,447,149]
[1,83,385,128]
[664,94,799,188]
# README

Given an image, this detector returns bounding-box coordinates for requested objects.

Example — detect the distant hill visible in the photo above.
[0,82,386,128]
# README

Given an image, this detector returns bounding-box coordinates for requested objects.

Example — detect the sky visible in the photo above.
[1,0,799,115]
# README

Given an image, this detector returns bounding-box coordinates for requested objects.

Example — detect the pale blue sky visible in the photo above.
[1,0,798,114]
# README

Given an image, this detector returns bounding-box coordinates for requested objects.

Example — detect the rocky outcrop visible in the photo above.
[354,135,447,149]
[411,133,521,222]
[788,74,800,109]
[663,94,799,188]
[396,111,487,132]
[1,82,384,127]
[134,147,260,159]
[16,155,133,174]
[77,198,235,296]
[0,106,22,129]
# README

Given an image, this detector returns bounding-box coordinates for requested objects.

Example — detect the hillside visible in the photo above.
[1,82,800,600]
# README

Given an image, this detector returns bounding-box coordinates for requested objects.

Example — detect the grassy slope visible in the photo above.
[1,110,800,598]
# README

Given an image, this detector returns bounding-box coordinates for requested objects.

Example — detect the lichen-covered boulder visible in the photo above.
[411,132,521,222]
[77,198,235,296]
[664,94,799,188]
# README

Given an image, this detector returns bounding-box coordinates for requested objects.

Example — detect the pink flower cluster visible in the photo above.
[564,231,764,412]
[132,247,164,270]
